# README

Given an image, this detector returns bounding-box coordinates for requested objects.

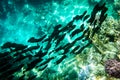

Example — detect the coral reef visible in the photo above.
[87,15,120,79]
[105,59,120,78]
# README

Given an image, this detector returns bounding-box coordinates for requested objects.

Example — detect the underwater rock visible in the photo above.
[105,59,120,78]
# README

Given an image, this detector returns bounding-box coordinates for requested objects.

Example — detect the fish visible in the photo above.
[93,19,97,26]
[91,25,100,37]
[5,75,14,80]
[38,57,54,66]
[72,46,80,53]
[82,11,87,17]
[0,3,108,79]
[0,55,13,66]
[0,64,24,78]
[50,28,60,39]
[1,42,27,51]
[83,14,90,21]
[56,33,66,46]
[63,41,76,54]
[18,75,25,80]
[99,14,107,26]
[18,45,40,55]
[54,46,64,52]
[56,55,66,64]
[44,41,52,51]
[38,64,48,71]
[80,24,84,31]
[75,40,92,54]
[28,75,37,80]
[73,15,81,20]
[88,3,107,25]
[0,52,10,58]
[26,58,42,71]
[68,25,76,32]
[70,29,83,37]
[73,11,87,21]
[13,55,29,63]
[35,46,46,57]
[0,62,13,73]
[28,34,46,43]
[54,24,62,31]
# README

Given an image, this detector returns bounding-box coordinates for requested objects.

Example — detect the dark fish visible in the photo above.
[0,56,13,66]
[59,25,69,32]
[66,20,74,27]
[26,58,42,71]
[101,6,108,17]
[91,25,100,37]
[44,41,52,51]
[63,43,71,50]
[0,64,24,78]
[59,21,74,32]
[73,11,87,21]
[19,45,40,54]
[38,64,48,71]
[63,42,76,54]
[80,24,84,31]
[93,19,97,26]
[1,42,12,48]
[83,28,89,35]
[55,46,64,52]
[74,34,84,42]
[14,55,28,63]
[99,14,107,26]
[88,3,106,24]
[0,52,10,58]
[73,15,82,20]
[1,42,27,53]
[18,75,25,80]
[35,46,46,57]
[83,14,90,21]
[99,3,106,10]
[68,25,76,32]
[56,55,66,64]
[75,40,92,54]
[0,62,12,72]
[72,28,88,42]
[82,11,87,17]
[1,42,27,50]
[72,46,80,53]
[28,37,37,42]
[28,35,46,43]
[39,57,54,66]
[54,24,62,31]
[56,33,66,46]
[70,29,82,37]
[50,29,60,39]
[79,11,87,20]
[85,30,90,39]
[28,75,37,80]
[5,75,14,80]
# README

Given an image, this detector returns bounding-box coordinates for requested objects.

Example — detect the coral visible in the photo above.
[105,59,120,78]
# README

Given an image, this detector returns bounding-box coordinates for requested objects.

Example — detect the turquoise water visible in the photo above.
[0,0,120,80]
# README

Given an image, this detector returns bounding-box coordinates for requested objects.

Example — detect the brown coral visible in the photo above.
[105,59,120,78]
